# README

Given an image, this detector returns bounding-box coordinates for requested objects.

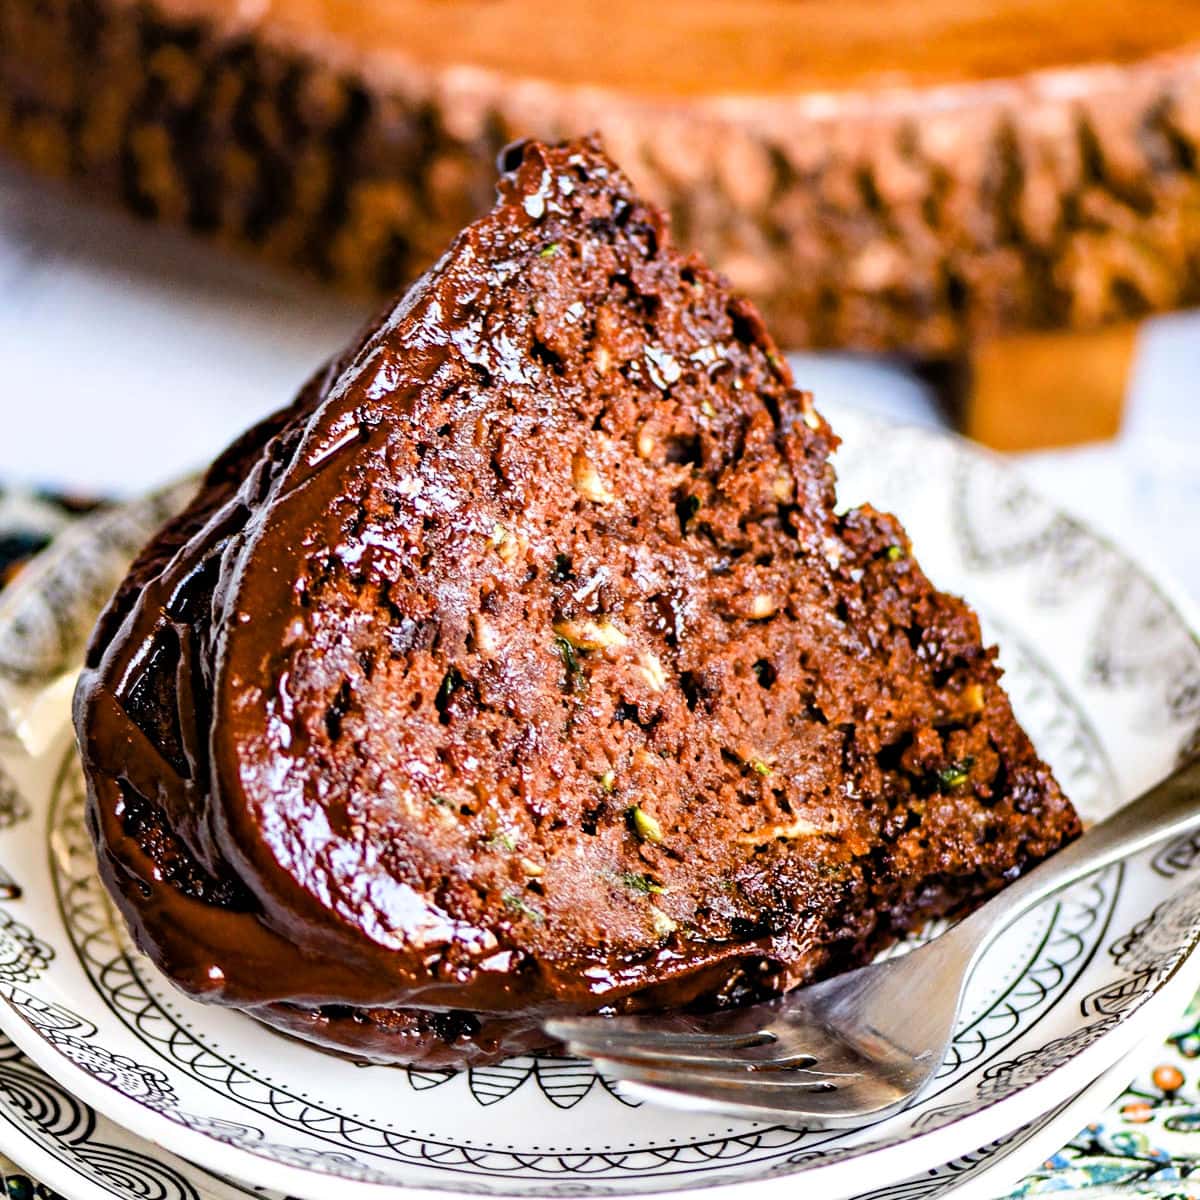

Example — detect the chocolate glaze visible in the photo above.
[75,137,1080,1066]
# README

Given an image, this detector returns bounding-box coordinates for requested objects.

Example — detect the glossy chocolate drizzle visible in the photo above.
[75,142,800,1066]
[74,138,1078,1068]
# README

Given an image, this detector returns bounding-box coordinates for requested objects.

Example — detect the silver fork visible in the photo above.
[546,756,1200,1126]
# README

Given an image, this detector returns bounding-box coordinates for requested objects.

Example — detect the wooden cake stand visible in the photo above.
[3,0,1199,447]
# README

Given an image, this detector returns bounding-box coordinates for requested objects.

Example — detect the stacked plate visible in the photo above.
[0,407,1197,1200]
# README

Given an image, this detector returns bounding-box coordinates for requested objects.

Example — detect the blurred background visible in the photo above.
[0,0,1197,597]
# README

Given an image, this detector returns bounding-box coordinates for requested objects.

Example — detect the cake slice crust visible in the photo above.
[75,137,1079,1066]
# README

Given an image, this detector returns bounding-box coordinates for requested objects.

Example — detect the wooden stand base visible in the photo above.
[932,322,1139,453]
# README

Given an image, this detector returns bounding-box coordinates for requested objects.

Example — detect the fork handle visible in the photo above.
[955,754,1200,953]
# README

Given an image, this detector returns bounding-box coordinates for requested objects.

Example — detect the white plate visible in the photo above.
[0,408,1197,1200]
[0,1026,1161,1200]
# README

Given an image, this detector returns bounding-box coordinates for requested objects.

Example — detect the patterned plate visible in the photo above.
[0,408,1197,1200]
[0,1028,1163,1200]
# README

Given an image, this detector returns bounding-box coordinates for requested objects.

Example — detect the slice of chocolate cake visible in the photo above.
[74,137,1080,1068]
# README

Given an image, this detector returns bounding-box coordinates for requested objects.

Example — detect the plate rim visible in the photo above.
[2,919,1197,1200]
[0,1021,1166,1200]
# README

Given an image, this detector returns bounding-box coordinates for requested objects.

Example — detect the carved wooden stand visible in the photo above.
[0,0,1194,448]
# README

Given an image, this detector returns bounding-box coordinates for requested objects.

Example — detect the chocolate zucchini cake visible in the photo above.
[75,137,1080,1068]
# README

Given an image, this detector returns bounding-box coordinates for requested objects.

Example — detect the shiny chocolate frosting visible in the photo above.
[74,137,1079,1066]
